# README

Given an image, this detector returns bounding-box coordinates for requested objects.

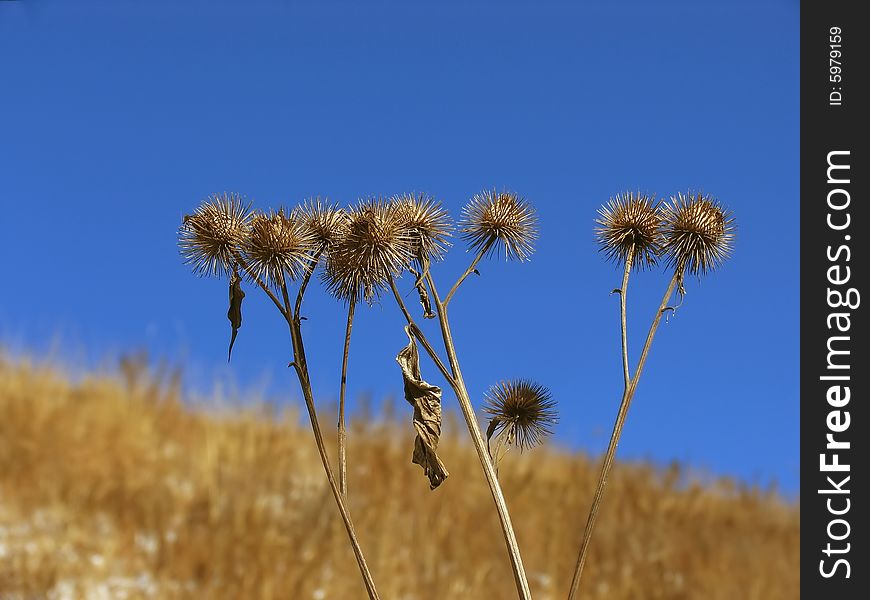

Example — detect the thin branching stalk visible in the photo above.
[282,259,380,599]
[338,298,355,499]
[443,238,494,307]
[225,253,379,596]
[567,269,681,600]
[232,253,288,319]
[387,277,455,388]
[424,271,533,600]
[389,271,531,597]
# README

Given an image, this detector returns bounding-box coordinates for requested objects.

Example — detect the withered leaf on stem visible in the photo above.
[410,267,435,319]
[396,326,448,489]
[227,268,245,362]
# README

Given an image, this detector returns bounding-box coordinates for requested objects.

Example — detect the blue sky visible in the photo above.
[0,1,799,493]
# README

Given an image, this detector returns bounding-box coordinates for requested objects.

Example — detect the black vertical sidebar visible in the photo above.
[801,1,868,597]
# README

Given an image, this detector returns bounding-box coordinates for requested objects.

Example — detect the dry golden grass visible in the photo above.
[0,356,798,600]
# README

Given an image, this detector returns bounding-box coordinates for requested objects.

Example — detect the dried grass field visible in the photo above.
[0,357,798,599]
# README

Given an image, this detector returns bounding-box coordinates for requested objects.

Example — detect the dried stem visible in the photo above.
[388,277,456,389]
[232,253,288,319]
[424,272,532,600]
[443,238,494,307]
[338,298,356,499]
[619,250,634,389]
[390,274,531,598]
[281,256,380,599]
[286,318,379,599]
[293,253,322,319]
[567,269,681,600]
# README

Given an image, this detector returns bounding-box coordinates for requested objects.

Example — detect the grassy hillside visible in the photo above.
[0,357,798,599]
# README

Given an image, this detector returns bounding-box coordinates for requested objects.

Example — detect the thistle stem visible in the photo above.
[283,258,380,599]
[425,272,532,600]
[388,277,456,389]
[619,251,634,389]
[443,238,494,307]
[293,252,322,318]
[338,298,356,499]
[232,254,288,318]
[286,317,379,599]
[567,270,681,600]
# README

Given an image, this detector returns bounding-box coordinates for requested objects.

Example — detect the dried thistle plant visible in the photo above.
[179,189,551,600]
[385,190,549,599]
[484,380,558,473]
[179,192,253,278]
[243,209,317,288]
[595,191,662,387]
[595,191,662,270]
[484,380,558,453]
[568,190,736,600]
[394,192,453,264]
[178,195,381,599]
[460,189,538,262]
[318,199,408,501]
[323,199,412,305]
[661,192,735,278]
[296,197,348,254]
[393,193,453,319]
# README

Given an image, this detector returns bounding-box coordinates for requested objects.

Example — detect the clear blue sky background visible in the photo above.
[0,1,799,493]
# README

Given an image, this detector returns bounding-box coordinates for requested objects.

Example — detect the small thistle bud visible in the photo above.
[243,208,317,288]
[322,198,412,304]
[660,192,735,276]
[595,192,662,269]
[483,380,558,451]
[178,192,253,278]
[460,190,538,261]
[295,197,349,253]
[394,192,453,263]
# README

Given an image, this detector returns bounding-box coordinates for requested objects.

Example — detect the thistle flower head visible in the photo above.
[243,208,317,288]
[394,192,453,263]
[179,192,253,278]
[595,191,662,269]
[660,192,735,276]
[483,379,558,451]
[295,197,349,253]
[322,198,412,304]
[460,190,538,261]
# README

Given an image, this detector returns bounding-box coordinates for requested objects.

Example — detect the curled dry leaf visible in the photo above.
[396,326,449,489]
[410,266,436,319]
[227,268,245,361]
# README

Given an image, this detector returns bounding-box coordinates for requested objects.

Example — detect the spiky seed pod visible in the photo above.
[595,192,663,269]
[483,380,558,451]
[321,249,374,305]
[243,208,317,288]
[322,198,412,304]
[660,192,735,277]
[394,192,453,263]
[295,197,349,253]
[460,190,538,261]
[179,192,253,278]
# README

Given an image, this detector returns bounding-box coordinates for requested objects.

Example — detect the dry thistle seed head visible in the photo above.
[460,189,538,261]
[321,198,412,304]
[295,197,349,253]
[243,208,317,288]
[179,192,253,278]
[595,191,663,269]
[393,192,453,263]
[660,192,735,276]
[483,380,558,451]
